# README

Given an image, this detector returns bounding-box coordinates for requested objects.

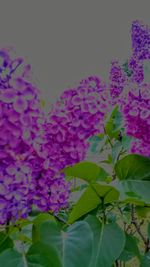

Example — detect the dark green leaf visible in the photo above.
[27,242,62,267]
[140,252,150,267]
[91,183,120,204]
[115,154,150,180]
[116,180,150,204]
[39,220,93,267]
[119,233,140,262]
[88,135,104,153]
[105,106,123,139]
[62,161,109,183]
[112,141,123,164]
[0,242,62,267]
[148,223,150,240]
[68,183,119,224]
[32,213,56,243]
[121,135,133,151]
[85,215,125,267]
[68,186,101,224]
[0,232,13,254]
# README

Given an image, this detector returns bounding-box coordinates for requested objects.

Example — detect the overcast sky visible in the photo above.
[0,1,150,112]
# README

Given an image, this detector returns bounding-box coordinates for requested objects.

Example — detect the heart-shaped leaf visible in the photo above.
[38,220,93,267]
[0,242,62,267]
[85,215,125,267]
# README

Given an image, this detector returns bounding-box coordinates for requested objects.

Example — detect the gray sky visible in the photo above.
[0,1,150,112]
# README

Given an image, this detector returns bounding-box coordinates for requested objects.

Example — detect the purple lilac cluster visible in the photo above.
[124,21,150,156]
[108,21,150,157]
[120,84,150,157]
[0,48,70,224]
[127,20,150,84]
[109,60,127,100]
[47,76,111,167]
[131,20,150,61]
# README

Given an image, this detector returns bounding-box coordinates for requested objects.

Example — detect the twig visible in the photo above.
[117,206,127,231]
[131,205,150,252]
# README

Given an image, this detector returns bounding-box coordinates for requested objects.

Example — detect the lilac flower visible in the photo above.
[47,76,111,172]
[131,20,150,61]
[0,48,70,224]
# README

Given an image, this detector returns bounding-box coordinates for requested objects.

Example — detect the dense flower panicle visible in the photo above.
[0,48,70,224]
[128,20,150,84]
[109,60,127,99]
[108,21,150,158]
[122,95,150,141]
[117,82,150,156]
[131,20,150,61]
[0,47,32,88]
[128,56,144,84]
[47,76,112,168]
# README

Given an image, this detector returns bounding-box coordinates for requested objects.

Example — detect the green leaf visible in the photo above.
[115,154,150,180]
[91,183,120,204]
[68,183,119,224]
[148,223,150,240]
[136,206,150,218]
[122,60,133,77]
[68,186,101,224]
[119,233,140,262]
[85,215,125,267]
[0,249,25,267]
[27,242,62,267]
[140,252,150,267]
[38,220,93,267]
[112,141,123,164]
[88,135,104,153]
[105,106,123,139]
[116,180,150,204]
[0,232,13,254]
[121,135,133,151]
[62,161,109,183]
[0,242,62,267]
[32,213,56,243]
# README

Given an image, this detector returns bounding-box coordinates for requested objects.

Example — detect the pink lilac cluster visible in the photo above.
[0,48,70,224]
[47,76,112,168]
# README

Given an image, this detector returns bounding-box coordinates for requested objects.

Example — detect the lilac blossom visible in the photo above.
[0,48,70,224]
[47,76,112,168]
